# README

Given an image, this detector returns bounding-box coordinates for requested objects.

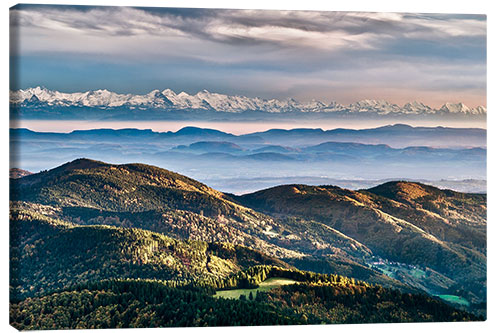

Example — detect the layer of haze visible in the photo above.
[10,122,486,195]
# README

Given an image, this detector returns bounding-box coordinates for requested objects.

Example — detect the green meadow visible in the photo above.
[437,295,470,307]
[214,277,297,299]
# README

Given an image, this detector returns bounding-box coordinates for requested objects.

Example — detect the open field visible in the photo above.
[214,277,298,299]
[437,295,470,307]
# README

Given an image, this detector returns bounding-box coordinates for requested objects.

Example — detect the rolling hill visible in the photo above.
[10,204,289,301]
[10,159,486,317]
[236,182,486,304]
[174,141,245,154]
[10,159,396,284]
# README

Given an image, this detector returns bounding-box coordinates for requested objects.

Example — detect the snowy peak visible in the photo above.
[473,106,487,115]
[439,102,471,114]
[161,88,176,97]
[402,101,432,114]
[348,99,400,114]
[438,103,486,115]
[10,87,486,116]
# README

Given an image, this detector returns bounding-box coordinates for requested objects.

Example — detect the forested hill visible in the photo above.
[11,158,234,213]
[9,158,381,266]
[10,273,481,330]
[235,181,486,306]
[9,158,306,259]
[10,158,486,320]
[10,205,288,301]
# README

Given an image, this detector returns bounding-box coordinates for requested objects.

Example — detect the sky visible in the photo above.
[9,4,487,108]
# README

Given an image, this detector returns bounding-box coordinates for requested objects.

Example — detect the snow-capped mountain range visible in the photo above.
[10,86,486,115]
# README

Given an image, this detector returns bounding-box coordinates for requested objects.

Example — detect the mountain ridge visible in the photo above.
[10,124,487,148]
[10,86,486,116]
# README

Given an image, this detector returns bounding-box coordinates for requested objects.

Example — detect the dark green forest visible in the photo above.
[10,274,480,330]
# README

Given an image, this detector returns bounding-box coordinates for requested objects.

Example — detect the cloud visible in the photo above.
[10,6,486,53]
[9,5,486,107]
[9,6,486,75]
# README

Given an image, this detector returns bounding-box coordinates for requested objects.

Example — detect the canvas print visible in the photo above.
[9,4,486,329]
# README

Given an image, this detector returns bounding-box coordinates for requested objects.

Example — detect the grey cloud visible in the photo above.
[10,6,486,50]
[9,5,486,108]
